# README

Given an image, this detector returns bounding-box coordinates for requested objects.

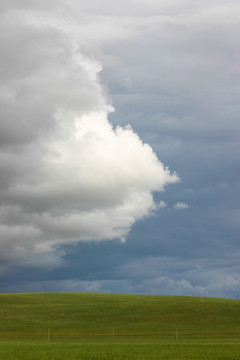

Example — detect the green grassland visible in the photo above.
[0,293,239,359]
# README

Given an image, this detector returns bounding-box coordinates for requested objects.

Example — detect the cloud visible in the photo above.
[0,3,179,272]
[4,271,240,299]
[114,255,240,298]
[173,202,189,210]
[158,201,167,209]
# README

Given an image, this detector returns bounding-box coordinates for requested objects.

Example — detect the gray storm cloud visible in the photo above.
[0,3,179,271]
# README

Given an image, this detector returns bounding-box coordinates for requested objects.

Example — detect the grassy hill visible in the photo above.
[0,292,239,340]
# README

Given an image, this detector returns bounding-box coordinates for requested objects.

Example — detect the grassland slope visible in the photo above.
[0,293,239,340]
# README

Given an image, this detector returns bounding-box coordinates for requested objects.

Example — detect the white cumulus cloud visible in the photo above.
[0,2,179,272]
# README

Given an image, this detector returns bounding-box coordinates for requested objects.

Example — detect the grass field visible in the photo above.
[0,293,239,359]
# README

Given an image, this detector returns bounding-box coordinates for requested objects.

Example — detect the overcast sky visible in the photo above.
[0,0,240,298]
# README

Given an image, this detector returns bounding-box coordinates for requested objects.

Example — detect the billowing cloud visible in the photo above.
[0,2,179,272]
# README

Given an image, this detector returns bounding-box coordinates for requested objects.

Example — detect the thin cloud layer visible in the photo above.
[0,3,179,272]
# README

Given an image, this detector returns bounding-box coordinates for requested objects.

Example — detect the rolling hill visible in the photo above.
[0,292,239,340]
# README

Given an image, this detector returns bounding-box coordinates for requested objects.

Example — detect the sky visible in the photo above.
[0,0,239,298]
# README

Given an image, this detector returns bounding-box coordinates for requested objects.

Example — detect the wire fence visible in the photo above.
[0,327,239,340]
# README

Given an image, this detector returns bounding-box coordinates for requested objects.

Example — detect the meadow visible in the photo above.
[0,293,239,359]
